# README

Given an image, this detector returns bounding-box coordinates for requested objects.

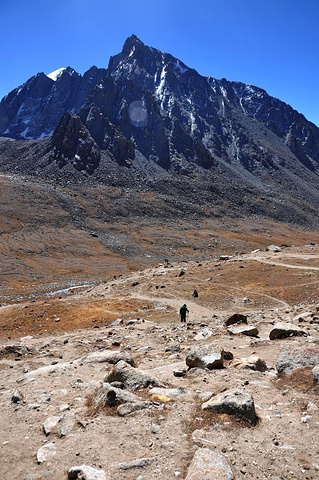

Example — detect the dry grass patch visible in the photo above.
[276,367,319,393]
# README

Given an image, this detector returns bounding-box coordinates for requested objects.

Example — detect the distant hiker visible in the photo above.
[180,304,189,323]
[192,289,198,298]
[164,259,169,267]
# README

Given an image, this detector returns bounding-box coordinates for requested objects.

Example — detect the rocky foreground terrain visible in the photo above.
[1,244,319,480]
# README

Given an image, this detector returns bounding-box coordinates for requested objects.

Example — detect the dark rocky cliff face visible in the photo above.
[49,112,100,174]
[0,34,318,177]
[0,66,107,140]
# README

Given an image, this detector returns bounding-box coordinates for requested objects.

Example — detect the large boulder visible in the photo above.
[104,361,164,390]
[94,382,141,407]
[186,348,224,370]
[185,448,233,480]
[269,322,307,340]
[225,314,247,327]
[202,389,257,425]
[276,346,319,374]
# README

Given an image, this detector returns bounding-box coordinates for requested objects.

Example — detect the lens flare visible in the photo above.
[128,100,148,127]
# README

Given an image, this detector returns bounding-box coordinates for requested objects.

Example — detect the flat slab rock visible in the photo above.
[202,389,257,425]
[269,322,307,340]
[68,465,106,480]
[185,448,233,480]
[276,346,319,374]
[117,401,152,416]
[84,350,135,366]
[186,348,224,370]
[228,324,259,337]
[114,456,156,470]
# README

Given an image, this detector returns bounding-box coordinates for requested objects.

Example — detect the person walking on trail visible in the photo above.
[179,304,189,323]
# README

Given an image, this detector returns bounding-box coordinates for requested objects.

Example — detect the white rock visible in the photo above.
[37,442,57,464]
[68,464,106,479]
[43,416,62,436]
[194,329,214,341]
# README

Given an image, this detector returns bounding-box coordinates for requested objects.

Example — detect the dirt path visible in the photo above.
[245,255,319,271]
[128,292,214,319]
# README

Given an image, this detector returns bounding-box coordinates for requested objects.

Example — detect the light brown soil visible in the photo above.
[1,242,319,479]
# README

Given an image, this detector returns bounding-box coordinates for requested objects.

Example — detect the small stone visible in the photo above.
[58,413,76,437]
[68,465,106,479]
[11,389,24,403]
[173,369,187,377]
[59,404,70,412]
[151,423,160,434]
[110,318,123,327]
[37,442,57,464]
[40,394,51,403]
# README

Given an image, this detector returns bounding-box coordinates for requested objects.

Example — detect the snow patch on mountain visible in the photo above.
[47,68,66,81]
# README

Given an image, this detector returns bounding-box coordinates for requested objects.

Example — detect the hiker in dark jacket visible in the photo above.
[179,304,189,323]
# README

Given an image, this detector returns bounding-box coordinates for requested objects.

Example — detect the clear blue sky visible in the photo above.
[1,0,318,126]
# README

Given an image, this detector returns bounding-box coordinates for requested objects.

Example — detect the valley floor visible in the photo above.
[1,245,319,479]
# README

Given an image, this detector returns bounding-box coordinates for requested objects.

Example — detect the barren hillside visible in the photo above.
[1,242,319,479]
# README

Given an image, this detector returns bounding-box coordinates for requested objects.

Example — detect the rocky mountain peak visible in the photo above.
[50,111,100,174]
[0,36,319,223]
[121,34,145,54]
